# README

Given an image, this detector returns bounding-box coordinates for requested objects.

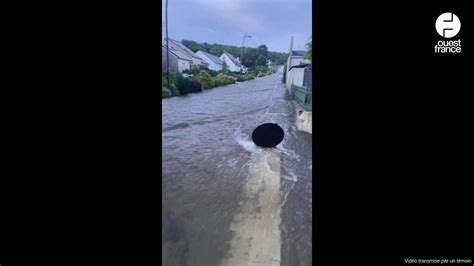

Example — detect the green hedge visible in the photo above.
[162,71,179,96]
[195,70,213,89]
[215,73,235,85]
[176,74,190,95]
[162,87,172,98]
[163,68,254,98]
[235,74,254,82]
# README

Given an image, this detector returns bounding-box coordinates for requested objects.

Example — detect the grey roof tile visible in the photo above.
[197,50,222,65]
[162,45,192,61]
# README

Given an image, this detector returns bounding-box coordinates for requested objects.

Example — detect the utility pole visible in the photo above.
[165,0,170,90]
[240,32,251,64]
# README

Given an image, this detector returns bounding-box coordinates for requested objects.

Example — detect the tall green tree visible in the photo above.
[257,44,268,58]
[256,55,267,66]
[241,48,258,68]
[209,46,224,56]
[182,40,204,52]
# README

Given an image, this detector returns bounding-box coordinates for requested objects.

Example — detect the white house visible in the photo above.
[285,36,309,90]
[163,38,208,69]
[219,51,242,72]
[285,36,312,134]
[162,45,191,73]
[196,50,223,71]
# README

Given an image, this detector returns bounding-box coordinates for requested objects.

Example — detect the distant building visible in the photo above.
[162,45,192,73]
[219,51,242,72]
[163,38,207,69]
[196,50,223,71]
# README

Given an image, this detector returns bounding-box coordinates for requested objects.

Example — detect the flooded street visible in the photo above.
[162,68,312,266]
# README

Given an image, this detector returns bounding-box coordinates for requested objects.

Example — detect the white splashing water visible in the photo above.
[281,171,298,182]
[236,136,260,154]
[276,143,301,161]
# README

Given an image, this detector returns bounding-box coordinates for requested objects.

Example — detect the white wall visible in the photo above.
[290,68,305,87]
[196,51,222,71]
[220,54,241,72]
[286,55,306,89]
[290,58,303,68]
[191,57,202,68]
[177,59,191,73]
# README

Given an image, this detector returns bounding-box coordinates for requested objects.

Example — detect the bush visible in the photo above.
[169,83,179,96]
[207,69,220,77]
[216,73,235,85]
[196,70,213,89]
[282,63,287,83]
[162,87,172,98]
[176,74,190,95]
[189,79,203,93]
[213,77,225,87]
[182,68,200,75]
[162,71,179,95]
[235,74,254,82]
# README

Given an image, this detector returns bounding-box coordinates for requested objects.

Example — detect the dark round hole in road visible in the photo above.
[251,123,284,148]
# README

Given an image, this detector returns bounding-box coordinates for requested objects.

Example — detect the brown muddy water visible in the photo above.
[162,67,312,266]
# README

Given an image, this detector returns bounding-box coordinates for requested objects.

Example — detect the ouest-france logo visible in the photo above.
[434,12,461,53]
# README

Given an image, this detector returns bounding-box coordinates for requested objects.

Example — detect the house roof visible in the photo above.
[290,50,305,57]
[197,50,222,65]
[165,38,202,59]
[162,45,192,61]
[222,51,242,67]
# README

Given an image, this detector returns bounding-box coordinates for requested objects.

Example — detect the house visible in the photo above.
[196,50,223,71]
[162,45,192,73]
[285,36,312,134]
[219,51,242,72]
[163,38,208,69]
[285,36,310,90]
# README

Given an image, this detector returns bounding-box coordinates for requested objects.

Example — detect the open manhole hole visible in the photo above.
[251,123,284,148]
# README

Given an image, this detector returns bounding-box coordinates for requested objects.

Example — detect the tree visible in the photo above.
[203,42,211,53]
[241,48,258,68]
[257,44,268,58]
[256,55,267,66]
[209,46,224,56]
[304,36,312,63]
[182,40,203,52]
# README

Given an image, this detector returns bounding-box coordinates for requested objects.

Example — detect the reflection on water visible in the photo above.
[162,69,312,266]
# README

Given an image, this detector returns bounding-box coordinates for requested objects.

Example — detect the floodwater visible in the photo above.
[162,67,312,266]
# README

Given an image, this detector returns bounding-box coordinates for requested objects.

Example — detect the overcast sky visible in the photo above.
[162,0,312,53]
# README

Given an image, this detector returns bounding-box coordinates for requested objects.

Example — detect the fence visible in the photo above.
[291,84,312,112]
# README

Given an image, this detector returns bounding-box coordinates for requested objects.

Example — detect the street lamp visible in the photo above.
[240,32,252,63]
